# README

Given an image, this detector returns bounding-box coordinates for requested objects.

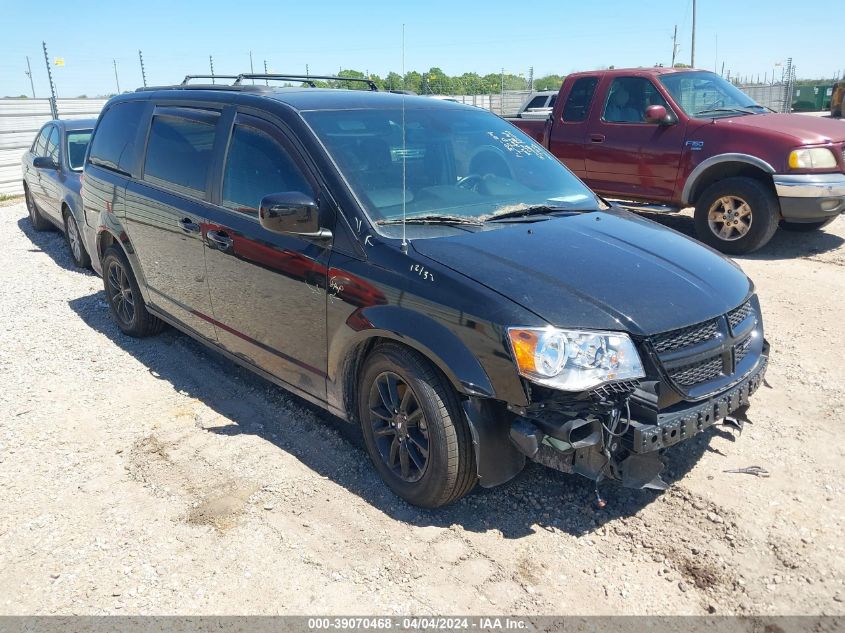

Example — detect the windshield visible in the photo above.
[302,106,601,224]
[66,130,92,171]
[659,71,765,118]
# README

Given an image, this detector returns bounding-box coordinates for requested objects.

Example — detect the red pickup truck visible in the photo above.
[510,68,845,253]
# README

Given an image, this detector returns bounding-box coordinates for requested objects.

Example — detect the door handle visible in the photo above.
[590,134,606,144]
[206,229,233,252]
[178,217,200,233]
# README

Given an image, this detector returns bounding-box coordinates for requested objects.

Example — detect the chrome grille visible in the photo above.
[727,301,753,331]
[652,319,719,353]
[669,357,724,387]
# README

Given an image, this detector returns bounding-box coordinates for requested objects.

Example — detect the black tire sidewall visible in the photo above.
[694,177,779,255]
[25,187,48,231]
[102,247,145,336]
[63,211,90,268]
[358,347,464,508]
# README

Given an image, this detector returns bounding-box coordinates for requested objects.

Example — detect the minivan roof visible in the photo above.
[129,86,473,112]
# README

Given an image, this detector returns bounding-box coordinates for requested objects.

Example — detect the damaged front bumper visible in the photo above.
[509,346,769,491]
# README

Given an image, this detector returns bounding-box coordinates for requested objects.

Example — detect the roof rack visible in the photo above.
[181,74,241,85]
[234,73,379,91]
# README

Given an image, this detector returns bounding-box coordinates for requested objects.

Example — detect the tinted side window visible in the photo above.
[562,77,598,122]
[45,126,60,163]
[603,77,670,123]
[88,101,146,174]
[222,125,312,215]
[525,96,547,110]
[143,115,216,195]
[33,126,51,155]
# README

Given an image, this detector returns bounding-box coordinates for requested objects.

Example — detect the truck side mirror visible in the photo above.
[645,105,676,126]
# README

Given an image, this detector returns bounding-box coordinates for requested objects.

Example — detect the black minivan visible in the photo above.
[81,76,769,507]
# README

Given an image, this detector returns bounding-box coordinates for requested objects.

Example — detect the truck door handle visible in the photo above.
[590,134,606,144]
[178,217,200,233]
[206,230,233,252]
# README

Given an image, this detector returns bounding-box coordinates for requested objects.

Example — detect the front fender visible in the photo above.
[330,304,496,400]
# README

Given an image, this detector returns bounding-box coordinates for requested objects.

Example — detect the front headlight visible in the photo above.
[507,327,645,391]
[788,148,838,170]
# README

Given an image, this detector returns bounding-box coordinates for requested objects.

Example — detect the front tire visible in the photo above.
[102,246,165,337]
[358,344,477,508]
[780,217,837,232]
[25,186,50,232]
[63,209,91,268]
[694,177,780,254]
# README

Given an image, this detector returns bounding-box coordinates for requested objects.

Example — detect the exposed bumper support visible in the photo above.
[773,173,845,222]
[509,348,769,490]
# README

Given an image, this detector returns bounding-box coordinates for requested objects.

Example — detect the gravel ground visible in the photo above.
[0,197,843,616]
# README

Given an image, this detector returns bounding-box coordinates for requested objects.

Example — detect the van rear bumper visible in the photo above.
[774,173,845,222]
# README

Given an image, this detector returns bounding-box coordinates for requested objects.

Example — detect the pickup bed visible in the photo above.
[509,67,845,254]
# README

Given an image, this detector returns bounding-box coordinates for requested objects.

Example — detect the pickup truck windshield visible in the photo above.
[303,106,600,224]
[659,71,765,118]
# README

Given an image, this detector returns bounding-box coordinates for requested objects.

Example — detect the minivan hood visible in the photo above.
[715,113,845,146]
[411,211,752,336]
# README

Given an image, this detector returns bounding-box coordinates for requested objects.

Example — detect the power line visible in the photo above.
[113,59,121,94]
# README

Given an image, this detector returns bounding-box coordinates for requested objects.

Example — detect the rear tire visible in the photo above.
[25,186,50,232]
[101,246,165,337]
[694,177,780,255]
[780,217,836,232]
[63,209,91,268]
[358,343,477,508]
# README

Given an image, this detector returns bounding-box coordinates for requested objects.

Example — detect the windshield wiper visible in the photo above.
[376,214,483,226]
[694,106,757,117]
[483,204,583,222]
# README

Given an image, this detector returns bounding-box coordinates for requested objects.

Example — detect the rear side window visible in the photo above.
[143,115,216,195]
[33,126,51,155]
[88,101,146,174]
[524,96,547,110]
[562,77,598,122]
[222,124,312,215]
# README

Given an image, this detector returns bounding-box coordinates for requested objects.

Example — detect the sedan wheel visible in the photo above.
[25,188,49,231]
[63,212,90,267]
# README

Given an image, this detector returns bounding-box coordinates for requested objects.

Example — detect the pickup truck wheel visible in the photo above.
[779,218,837,232]
[694,177,779,254]
[358,344,477,508]
[101,246,165,337]
[25,186,50,232]
[63,209,91,268]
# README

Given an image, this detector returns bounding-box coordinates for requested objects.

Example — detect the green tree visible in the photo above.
[534,74,565,91]
[385,72,403,91]
[403,71,422,94]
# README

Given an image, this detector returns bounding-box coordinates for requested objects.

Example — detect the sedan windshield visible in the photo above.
[659,71,766,118]
[302,106,601,224]
[66,130,92,171]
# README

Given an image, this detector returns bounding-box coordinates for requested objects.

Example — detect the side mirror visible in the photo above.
[33,156,58,169]
[259,192,331,240]
[645,105,676,125]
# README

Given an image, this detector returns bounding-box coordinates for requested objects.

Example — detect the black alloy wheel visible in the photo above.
[368,371,430,483]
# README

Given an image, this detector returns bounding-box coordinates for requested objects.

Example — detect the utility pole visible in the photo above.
[42,41,58,118]
[691,0,697,68]
[25,56,36,98]
[113,59,121,94]
[528,66,534,92]
[249,51,254,84]
[209,55,215,84]
[671,24,678,67]
[500,68,505,115]
[306,64,309,77]
[138,50,147,88]
[263,60,268,85]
